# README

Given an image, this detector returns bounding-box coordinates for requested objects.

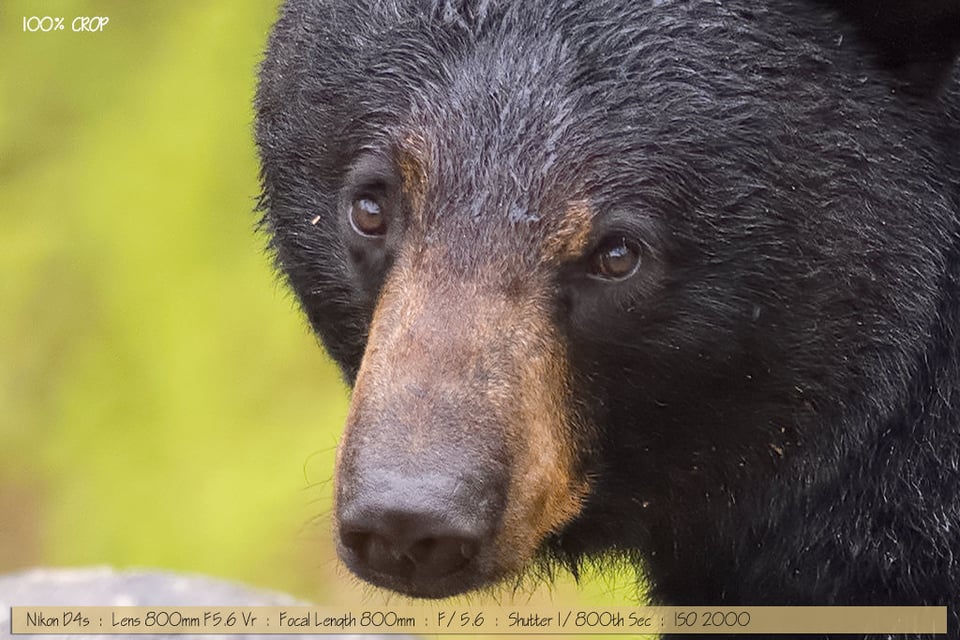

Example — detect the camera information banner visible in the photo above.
[10,605,947,635]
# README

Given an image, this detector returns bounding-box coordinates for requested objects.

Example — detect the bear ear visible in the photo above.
[827,0,960,94]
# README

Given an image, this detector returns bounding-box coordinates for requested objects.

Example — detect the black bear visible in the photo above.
[255,0,960,636]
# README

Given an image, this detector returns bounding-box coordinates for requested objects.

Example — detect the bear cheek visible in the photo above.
[332,277,589,597]
[492,340,590,573]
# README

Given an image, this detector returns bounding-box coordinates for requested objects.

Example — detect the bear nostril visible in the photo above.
[339,505,484,580]
[365,533,416,577]
[342,528,419,577]
[340,530,369,555]
[407,536,477,577]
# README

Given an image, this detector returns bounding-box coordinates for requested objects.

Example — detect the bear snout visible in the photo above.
[331,273,590,597]
[336,468,503,597]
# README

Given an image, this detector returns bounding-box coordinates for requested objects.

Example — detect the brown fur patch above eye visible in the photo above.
[542,199,595,264]
[398,133,430,228]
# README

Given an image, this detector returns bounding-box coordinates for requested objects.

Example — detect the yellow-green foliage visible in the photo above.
[1,0,348,598]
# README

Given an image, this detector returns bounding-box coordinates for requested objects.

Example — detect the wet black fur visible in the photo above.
[255,1,960,637]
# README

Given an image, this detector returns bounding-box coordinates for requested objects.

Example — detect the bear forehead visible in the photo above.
[332,2,769,245]
[381,44,593,225]
[339,41,608,270]
[311,0,878,276]
[347,46,653,270]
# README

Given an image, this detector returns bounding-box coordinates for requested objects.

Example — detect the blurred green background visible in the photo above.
[0,0,639,626]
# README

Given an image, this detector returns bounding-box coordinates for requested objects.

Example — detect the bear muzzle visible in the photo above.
[332,276,589,598]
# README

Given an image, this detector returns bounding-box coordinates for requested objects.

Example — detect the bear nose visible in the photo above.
[339,505,481,579]
[336,472,493,581]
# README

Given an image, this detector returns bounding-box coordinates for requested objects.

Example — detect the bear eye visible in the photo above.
[589,236,641,280]
[349,196,387,237]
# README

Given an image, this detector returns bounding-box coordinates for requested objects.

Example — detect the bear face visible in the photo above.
[255,0,960,614]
